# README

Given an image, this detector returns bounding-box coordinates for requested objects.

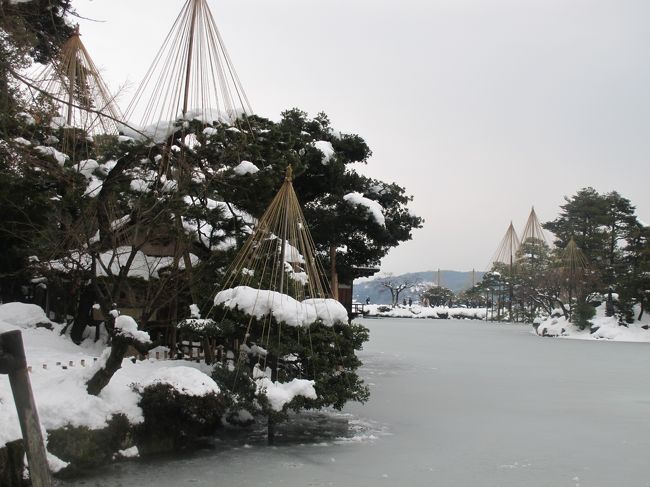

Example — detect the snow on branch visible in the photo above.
[343,192,386,226]
[114,315,151,346]
[255,376,317,411]
[214,286,348,327]
[313,140,335,164]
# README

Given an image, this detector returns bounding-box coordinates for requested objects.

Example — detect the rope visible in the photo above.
[124,0,253,132]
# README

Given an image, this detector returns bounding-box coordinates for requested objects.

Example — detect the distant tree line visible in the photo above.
[465,188,649,325]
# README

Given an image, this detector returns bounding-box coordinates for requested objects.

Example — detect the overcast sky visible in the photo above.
[75,0,650,274]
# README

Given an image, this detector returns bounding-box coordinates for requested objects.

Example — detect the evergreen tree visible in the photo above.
[543,187,608,268]
[0,0,75,302]
[618,224,650,321]
[544,187,643,318]
[421,285,454,307]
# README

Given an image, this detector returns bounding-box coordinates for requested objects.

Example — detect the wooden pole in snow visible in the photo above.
[0,330,52,487]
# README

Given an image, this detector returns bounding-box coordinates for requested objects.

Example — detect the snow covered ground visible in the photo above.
[0,303,216,465]
[0,301,331,470]
[535,303,650,343]
[364,303,487,320]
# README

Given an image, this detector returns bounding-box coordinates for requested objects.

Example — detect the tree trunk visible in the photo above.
[329,244,338,300]
[605,290,614,317]
[86,331,150,396]
[71,284,94,344]
[86,339,129,396]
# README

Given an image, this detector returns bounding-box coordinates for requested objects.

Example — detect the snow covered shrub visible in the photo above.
[209,308,369,420]
[136,383,225,453]
[46,414,132,475]
[573,302,596,330]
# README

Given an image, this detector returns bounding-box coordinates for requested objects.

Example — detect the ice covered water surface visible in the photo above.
[58,318,650,487]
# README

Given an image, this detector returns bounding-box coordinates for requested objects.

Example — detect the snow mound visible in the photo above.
[364,304,487,320]
[214,286,348,327]
[0,302,52,329]
[0,318,215,449]
[117,446,139,459]
[535,316,568,337]
[535,303,650,342]
[0,320,18,334]
[136,366,220,397]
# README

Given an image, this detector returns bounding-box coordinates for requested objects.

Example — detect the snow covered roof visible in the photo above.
[47,246,199,281]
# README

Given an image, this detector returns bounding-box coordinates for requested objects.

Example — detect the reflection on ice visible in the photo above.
[218,410,389,447]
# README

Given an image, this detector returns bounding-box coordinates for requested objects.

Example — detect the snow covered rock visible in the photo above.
[135,366,220,397]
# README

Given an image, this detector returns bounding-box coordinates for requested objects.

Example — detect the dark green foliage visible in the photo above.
[573,302,596,330]
[0,0,75,137]
[619,225,650,320]
[136,383,225,453]
[615,291,635,325]
[421,285,454,307]
[544,188,608,264]
[0,143,59,300]
[46,414,132,475]
[0,0,76,300]
[210,306,369,417]
[456,285,487,308]
[1,0,75,64]
[544,188,641,295]
[193,108,422,283]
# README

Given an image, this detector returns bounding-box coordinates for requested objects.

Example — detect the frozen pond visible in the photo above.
[60,318,650,487]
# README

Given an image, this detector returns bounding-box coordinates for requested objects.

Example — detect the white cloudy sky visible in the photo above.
[74,0,649,273]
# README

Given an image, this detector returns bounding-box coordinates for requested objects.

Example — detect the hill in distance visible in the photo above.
[353,270,485,305]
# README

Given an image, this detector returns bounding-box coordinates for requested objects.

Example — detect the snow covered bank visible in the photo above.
[535,303,650,343]
[364,303,487,320]
[0,303,218,451]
